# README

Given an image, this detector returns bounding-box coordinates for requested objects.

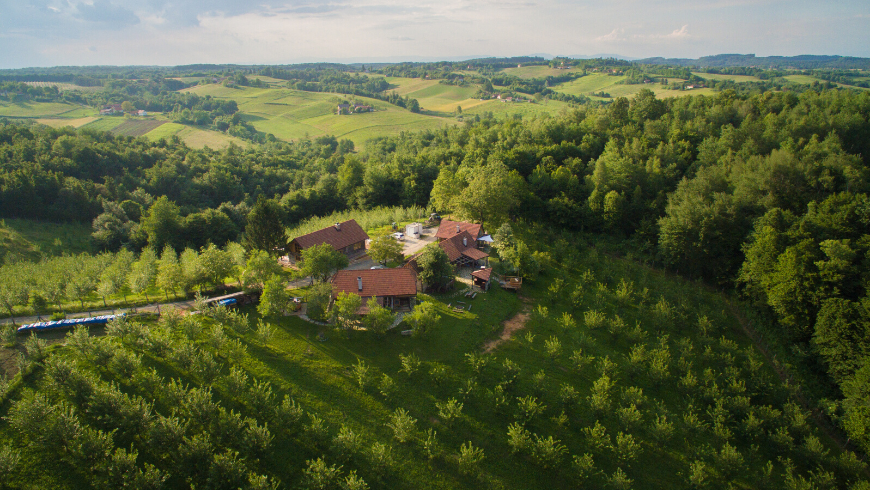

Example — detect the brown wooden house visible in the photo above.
[439,231,489,267]
[435,219,483,242]
[332,268,418,313]
[288,219,369,262]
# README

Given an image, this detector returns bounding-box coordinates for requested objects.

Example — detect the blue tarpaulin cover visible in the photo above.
[17,313,126,333]
[217,298,237,306]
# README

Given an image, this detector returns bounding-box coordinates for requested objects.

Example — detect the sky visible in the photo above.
[1,0,869,68]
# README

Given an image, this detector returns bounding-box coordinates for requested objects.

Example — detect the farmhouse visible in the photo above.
[287,219,369,262]
[439,231,489,267]
[435,219,484,242]
[332,268,418,312]
[100,104,123,115]
[336,104,350,115]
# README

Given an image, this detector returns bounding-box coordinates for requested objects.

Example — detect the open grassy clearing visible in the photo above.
[462,98,573,118]
[0,218,92,261]
[500,66,583,79]
[21,81,103,92]
[692,72,762,83]
[34,117,98,129]
[143,122,250,150]
[0,231,859,489]
[0,100,93,118]
[551,74,717,99]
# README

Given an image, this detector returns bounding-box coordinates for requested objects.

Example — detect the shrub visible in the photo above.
[457,441,484,475]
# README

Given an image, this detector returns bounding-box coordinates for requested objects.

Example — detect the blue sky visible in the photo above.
[1,0,868,68]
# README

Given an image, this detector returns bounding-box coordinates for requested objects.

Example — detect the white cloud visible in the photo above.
[595,28,625,42]
[663,24,689,39]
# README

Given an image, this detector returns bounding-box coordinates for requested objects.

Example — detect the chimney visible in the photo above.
[456,224,460,233]
[462,237,467,247]
[357,277,363,291]
[335,222,341,231]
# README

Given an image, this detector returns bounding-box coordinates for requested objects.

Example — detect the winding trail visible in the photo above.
[482,296,532,353]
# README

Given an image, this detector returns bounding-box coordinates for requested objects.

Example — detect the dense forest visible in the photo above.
[2,80,870,480]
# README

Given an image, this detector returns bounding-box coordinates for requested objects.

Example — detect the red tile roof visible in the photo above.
[291,219,369,252]
[332,268,417,298]
[435,220,483,240]
[471,267,492,282]
[439,231,489,263]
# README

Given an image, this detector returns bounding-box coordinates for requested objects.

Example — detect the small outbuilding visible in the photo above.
[471,267,493,291]
[405,222,422,238]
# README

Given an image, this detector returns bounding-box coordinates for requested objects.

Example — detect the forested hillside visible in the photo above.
[2,84,870,464]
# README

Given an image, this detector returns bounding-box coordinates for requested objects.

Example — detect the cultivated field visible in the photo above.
[501,66,583,79]
[78,117,127,133]
[110,119,167,137]
[34,117,98,129]
[143,122,249,150]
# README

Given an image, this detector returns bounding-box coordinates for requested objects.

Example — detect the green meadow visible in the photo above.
[550,73,716,100]
[181,84,455,147]
[0,100,93,119]
[0,218,92,261]
[500,66,583,79]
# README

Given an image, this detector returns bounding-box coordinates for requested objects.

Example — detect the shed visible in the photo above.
[471,267,493,291]
[405,222,422,238]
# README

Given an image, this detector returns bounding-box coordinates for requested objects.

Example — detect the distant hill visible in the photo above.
[636,53,870,70]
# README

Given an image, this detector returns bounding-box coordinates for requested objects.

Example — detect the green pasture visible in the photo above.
[692,72,762,83]
[500,66,583,79]
[0,100,93,118]
[78,116,126,133]
[551,74,716,99]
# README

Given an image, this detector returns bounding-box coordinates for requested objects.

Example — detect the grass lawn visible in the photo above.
[0,218,92,261]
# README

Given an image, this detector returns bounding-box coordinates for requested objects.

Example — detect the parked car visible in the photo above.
[392,232,405,241]
[370,265,386,269]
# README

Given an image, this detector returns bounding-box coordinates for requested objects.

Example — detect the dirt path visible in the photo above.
[725,301,868,466]
[483,297,531,353]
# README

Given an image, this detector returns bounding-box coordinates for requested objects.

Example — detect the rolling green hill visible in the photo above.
[550,73,716,100]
